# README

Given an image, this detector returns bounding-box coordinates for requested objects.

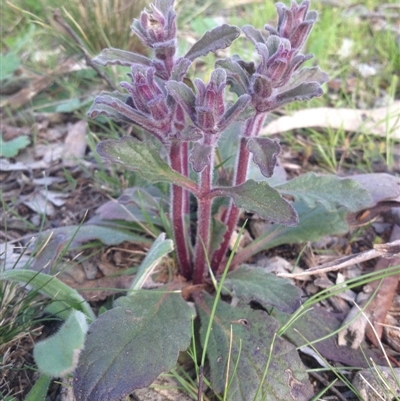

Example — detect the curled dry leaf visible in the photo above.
[261,101,400,138]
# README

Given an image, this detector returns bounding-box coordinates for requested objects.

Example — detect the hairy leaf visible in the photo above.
[73,291,194,401]
[185,25,241,61]
[92,48,152,67]
[224,266,302,313]
[241,25,267,44]
[97,136,197,191]
[278,66,329,94]
[189,142,212,172]
[214,180,298,226]
[274,82,324,108]
[232,201,349,266]
[247,137,281,178]
[34,311,88,377]
[165,80,196,120]
[273,306,387,368]
[129,233,174,292]
[216,58,249,96]
[195,292,313,401]
[275,172,374,212]
[1,270,94,321]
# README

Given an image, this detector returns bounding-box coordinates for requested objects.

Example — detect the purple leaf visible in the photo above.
[217,94,253,131]
[166,80,196,121]
[275,82,324,107]
[170,58,192,81]
[242,25,267,44]
[93,48,152,67]
[189,142,212,172]
[247,137,281,178]
[184,24,241,61]
[215,58,249,96]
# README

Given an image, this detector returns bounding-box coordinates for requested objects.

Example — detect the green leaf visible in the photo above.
[0,52,20,80]
[24,375,52,401]
[184,24,241,61]
[0,134,30,158]
[0,270,95,321]
[129,233,174,292]
[97,137,197,191]
[74,291,194,401]
[233,201,349,266]
[224,266,302,313]
[195,292,313,401]
[214,179,298,226]
[34,311,88,377]
[275,172,374,212]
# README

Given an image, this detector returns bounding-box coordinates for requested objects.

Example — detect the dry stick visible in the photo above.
[309,372,348,401]
[277,239,400,279]
[52,9,118,91]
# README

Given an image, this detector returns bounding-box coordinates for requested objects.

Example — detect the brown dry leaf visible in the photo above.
[365,222,400,346]
[62,121,88,167]
[262,101,400,138]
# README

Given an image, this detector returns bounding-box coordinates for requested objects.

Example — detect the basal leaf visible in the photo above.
[224,266,302,313]
[129,233,174,292]
[1,270,95,321]
[214,180,298,226]
[34,310,88,377]
[232,201,349,266]
[184,24,241,61]
[275,172,374,212]
[273,306,386,368]
[195,292,313,401]
[96,136,197,191]
[247,137,281,178]
[73,291,194,401]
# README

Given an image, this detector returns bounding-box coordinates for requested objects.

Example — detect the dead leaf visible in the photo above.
[62,121,88,167]
[262,101,400,138]
[365,222,400,346]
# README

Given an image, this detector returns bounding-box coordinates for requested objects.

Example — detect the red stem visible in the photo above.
[211,113,266,272]
[170,141,192,280]
[193,139,214,284]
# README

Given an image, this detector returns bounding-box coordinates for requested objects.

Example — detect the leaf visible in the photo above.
[73,291,194,401]
[165,80,196,120]
[24,375,52,401]
[0,52,20,80]
[96,136,197,191]
[241,25,267,44]
[184,24,241,61]
[0,270,95,321]
[215,58,249,96]
[129,233,174,291]
[92,48,152,67]
[224,266,302,313]
[218,94,253,130]
[247,137,281,178]
[0,134,30,157]
[214,179,298,226]
[189,142,212,172]
[273,306,387,368]
[34,311,88,377]
[275,172,374,212]
[274,82,324,108]
[232,201,349,266]
[195,292,313,401]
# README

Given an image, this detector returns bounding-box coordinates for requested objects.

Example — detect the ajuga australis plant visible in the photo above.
[65,1,376,400]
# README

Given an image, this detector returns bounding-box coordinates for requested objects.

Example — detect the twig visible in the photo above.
[52,9,118,91]
[309,372,348,401]
[277,239,400,279]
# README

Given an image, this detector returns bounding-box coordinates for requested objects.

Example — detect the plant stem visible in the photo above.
[170,141,192,280]
[211,113,266,272]
[193,138,214,284]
